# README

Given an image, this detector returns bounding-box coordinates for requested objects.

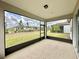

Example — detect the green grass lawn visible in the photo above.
[47,31,70,39]
[6,31,70,48]
[5,31,41,48]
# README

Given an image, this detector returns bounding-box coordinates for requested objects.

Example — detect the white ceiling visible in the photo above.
[2,0,78,21]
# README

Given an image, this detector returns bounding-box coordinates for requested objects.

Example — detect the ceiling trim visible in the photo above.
[46,0,78,22]
[0,0,78,22]
[72,0,79,15]
[73,0,79,17]
[46,13,73,22]
[0,1,44,21]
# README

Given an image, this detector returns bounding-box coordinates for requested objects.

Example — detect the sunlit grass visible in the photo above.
[6,31,40,48]
[6,31,69,48]
[47,31,70,39]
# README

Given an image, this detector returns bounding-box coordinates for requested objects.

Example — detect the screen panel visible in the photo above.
[47,20,71,39]
[5,11,40,48]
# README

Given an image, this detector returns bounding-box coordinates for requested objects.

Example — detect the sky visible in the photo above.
[5,11,41,28]
[5,11,67,29]
[47,19,67,27]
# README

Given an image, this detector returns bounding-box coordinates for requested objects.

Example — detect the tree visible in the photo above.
[50,25,61,32]
[18,20,24,32]
[26,21,29,28]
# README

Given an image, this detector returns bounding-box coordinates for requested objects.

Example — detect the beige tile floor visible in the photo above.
[5,39,77,59]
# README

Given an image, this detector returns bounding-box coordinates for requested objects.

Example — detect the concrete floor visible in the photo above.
[5,39,77,59]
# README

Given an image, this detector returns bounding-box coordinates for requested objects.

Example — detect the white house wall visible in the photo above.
[72,17,78,51]
[0,7,5,59]
[64,25,70,33]
[72,1,79,58]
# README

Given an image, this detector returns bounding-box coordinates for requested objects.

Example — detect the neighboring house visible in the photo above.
[49,19,70,33]
[52,19,72,39]
[64,25,70,33]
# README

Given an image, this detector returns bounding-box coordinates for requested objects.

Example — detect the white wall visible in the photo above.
[64,25,70,33]
[72,1,79,58]
[0,7,5,59]
[72,17,78,52]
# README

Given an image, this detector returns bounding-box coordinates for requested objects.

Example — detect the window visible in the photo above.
[47,19,71,39]
[5,11,40,48]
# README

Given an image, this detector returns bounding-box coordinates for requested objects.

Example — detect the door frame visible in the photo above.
[40,22,45,39]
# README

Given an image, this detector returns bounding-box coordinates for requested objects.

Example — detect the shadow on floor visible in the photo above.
[47,36,72,44]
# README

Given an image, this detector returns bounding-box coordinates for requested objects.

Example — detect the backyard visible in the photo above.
[47,31,70,39]
[5,11,70,48]
[6,31,40,48]
[5,31,70,48]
